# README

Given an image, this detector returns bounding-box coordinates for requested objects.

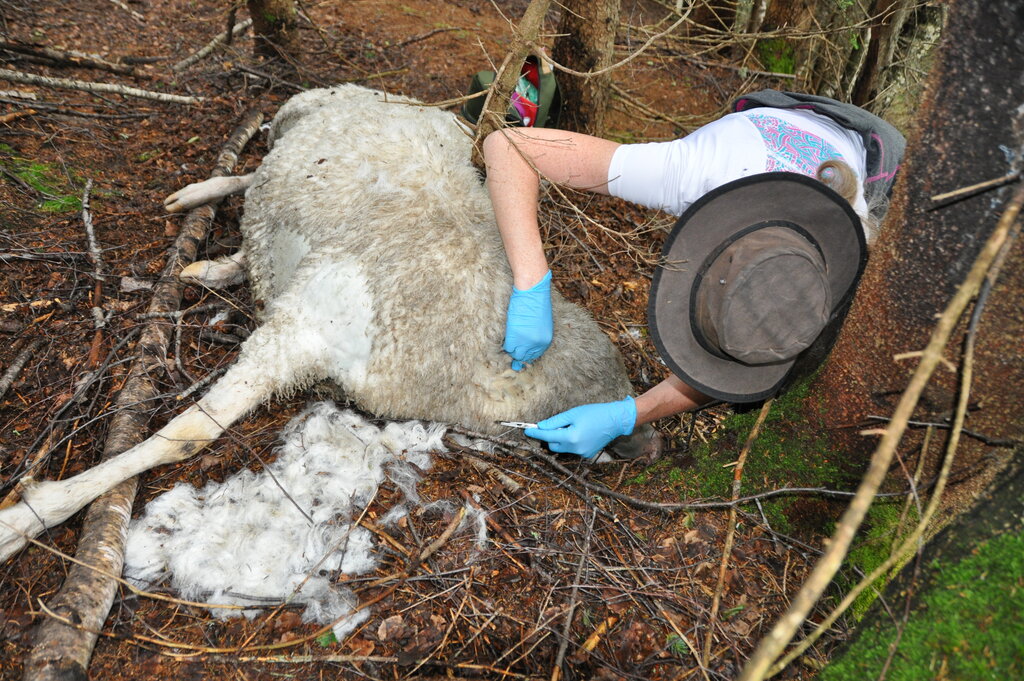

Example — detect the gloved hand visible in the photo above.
[525,397,637,459]
[503,270,553,371]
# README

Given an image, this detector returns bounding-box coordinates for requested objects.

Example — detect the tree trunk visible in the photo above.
[807,0,1024,465]
[246,0,299,61]
[550,0,620,136]
[790,4,1024,674]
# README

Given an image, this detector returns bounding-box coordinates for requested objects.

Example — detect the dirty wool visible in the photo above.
[124,401,486,638]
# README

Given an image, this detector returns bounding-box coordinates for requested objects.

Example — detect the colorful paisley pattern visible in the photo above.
[745,113,843,176]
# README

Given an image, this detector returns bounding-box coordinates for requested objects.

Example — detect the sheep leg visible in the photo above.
[0,358,268,563]
[163,173,255,213]
[180,249,248,288]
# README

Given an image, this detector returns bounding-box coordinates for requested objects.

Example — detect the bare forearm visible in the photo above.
[483,131,549,289]
[634,375,710,425]
[483,128,621,290]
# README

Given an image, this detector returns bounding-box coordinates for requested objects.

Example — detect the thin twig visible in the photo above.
[551,508,595,681]
[703,399,772,665]
[172,19,253,72]
[82,179,107,367]
[929,170,1021,204]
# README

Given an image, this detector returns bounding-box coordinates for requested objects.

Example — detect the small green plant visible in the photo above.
[722,605,746,620]
[756,38,796,75]
[666,633,689,656]
[0,143,82,213]
[315,630,337,647]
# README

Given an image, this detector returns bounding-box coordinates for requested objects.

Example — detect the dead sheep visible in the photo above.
[0,84,656,562]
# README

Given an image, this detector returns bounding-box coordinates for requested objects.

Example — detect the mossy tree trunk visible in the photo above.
[550,0,620,136]
[246,0,299,61]
[806,0,1024,467]
[797,0,1024,671]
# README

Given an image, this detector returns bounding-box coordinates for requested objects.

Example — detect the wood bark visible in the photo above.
[850,0,908,105]
[20,109,264,681]
[808,0,1024,463]
[550,0,620,136]
[246,0,300,61]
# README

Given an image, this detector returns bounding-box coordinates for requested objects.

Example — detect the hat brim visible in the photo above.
[648,172,866,403]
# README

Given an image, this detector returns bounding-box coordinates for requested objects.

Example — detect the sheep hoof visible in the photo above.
[181,258,246,288]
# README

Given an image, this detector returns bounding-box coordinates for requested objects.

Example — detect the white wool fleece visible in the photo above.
[123,402,451,638]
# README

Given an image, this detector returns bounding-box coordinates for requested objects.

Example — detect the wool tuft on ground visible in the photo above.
[123,402,487,638]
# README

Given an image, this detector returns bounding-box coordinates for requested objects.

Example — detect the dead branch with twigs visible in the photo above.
[171,18,253,73]
[20,109,263,681]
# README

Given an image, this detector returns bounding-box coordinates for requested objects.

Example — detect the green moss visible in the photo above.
[629,377,841,534]
[755,38,796,75]
[821,530,1024,680]
[843,502,918,620]
[0,144,82,213]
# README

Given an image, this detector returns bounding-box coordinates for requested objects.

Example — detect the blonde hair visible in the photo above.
[816,159,881,243]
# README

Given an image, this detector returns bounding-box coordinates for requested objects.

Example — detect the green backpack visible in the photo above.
[462,55,561,128]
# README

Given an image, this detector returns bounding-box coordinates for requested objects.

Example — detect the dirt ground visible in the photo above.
[0,1,857,679]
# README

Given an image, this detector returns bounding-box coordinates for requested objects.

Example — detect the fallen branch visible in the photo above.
[0,251,88,263]
[82,180,107,367]
[172,18,253,72]
[108,0,145,23]
[930,170,1021,205]
[737,183,1024,681]
[0,338,43,402]
[0,69,202,104]
[0,41,140,76]
[21,108,263,681]
[0,96,151,119]
[551,509,595,681]
[0,108,36,124]
[0,298,67,313]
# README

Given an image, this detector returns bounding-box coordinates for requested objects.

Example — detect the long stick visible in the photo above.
[703,400,772,665]
[0,69,201,104]
[21,109,263,681]
[737,184,1024,681]
[172,18,253,73]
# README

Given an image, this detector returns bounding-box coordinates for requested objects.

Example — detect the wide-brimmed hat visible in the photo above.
[648,172,867,403]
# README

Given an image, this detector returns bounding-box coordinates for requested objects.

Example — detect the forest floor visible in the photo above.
[0,1,880,679]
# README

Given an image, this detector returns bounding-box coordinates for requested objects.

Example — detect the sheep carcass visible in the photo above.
[0,85,655,562]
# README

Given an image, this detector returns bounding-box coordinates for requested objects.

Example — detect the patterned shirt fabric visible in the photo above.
[607,107,868,223]
[743,113,842,176]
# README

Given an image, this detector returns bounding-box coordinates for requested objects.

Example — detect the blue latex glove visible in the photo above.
[503,270,553,371]
[525,397,637,459]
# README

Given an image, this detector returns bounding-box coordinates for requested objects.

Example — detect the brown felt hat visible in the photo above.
[648,172,867,403]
